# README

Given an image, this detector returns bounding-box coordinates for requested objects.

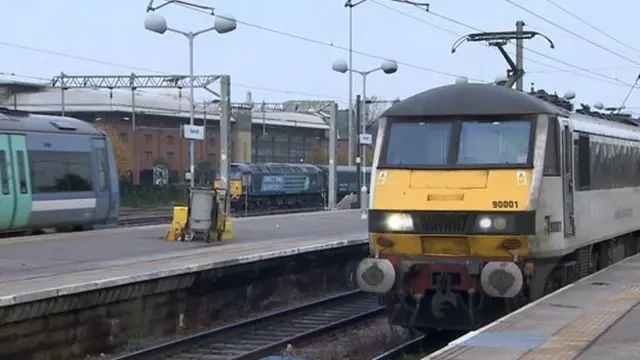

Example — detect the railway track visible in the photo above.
[117,207,325,227]
[113,290,384,360]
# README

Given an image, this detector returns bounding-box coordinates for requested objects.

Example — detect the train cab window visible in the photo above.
[543,118,560,176]
[16,151,27,194]
[97,148,109,191]
[457,120,531,165]
[0,150,8,195]
[383,121,451,165]
[30,151,93,193]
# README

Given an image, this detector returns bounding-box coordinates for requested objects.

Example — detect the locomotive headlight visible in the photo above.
[475,214,512,232]
[478,216,492,229]
[493,216,507,230]
[385,213,414,232]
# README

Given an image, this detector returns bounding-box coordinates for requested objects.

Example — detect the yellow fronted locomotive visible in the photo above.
[356,81,640,332]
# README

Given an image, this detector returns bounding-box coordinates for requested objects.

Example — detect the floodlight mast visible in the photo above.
[451,21,555,90]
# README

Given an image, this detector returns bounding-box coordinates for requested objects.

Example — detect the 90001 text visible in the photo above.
[492,200,519,209]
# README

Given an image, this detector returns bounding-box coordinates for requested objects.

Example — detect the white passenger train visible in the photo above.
[356,82,640,331]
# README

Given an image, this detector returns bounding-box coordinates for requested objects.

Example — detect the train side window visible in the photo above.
[66,152,93,191]
[97,148,109,191]
[576,134,591,190]
[543,118,560,176]
[16,151,27,194]
[30,151,93,193]
[0,150,8,195]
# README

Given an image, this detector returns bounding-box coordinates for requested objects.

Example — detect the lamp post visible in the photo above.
[344,0,364,166]
[144,12,237,188]
[332,58,398,218]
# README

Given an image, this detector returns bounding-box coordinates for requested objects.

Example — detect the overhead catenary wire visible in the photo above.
[528,65,640,74]
[177,0,635,89]
[0,43,351,101]
[370,0,633,88]
[1,0,636,100]
[383,0,637,87]
[504,0,640,67]
[171,1,483,81]
[0,5,483,101]
[542,0,640,56]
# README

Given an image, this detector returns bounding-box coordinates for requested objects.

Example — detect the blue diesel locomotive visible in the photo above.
[216,162,372,212]
[0,108,120,234]
[222,162,326,211]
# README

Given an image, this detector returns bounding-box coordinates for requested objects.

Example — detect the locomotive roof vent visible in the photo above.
[49,120,78,131]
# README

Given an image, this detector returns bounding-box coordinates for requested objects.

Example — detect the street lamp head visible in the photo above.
[381,60,398,75]
[144,12,168,34]
[214,14,237,34]
[332,59,349,74]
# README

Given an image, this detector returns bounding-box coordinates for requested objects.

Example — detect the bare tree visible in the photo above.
[365,95,387,126]
[361,95,401,135]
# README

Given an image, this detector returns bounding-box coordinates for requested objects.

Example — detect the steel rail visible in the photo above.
[113,290,384,360]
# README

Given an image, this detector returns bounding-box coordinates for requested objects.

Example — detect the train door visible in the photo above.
[7,134,32,230]
[0,134,14,230]
[562,122,576,236]
[91,138,111,221]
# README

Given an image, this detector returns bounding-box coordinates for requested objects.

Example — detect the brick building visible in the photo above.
[1,83,342,184]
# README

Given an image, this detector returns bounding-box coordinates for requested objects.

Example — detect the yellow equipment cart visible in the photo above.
[166,187,232,243]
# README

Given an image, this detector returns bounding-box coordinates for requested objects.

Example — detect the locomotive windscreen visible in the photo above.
[382,118,533,168]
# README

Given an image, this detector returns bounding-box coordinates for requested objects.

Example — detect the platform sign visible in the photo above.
[359,133,372,145]
[183,125,205,140]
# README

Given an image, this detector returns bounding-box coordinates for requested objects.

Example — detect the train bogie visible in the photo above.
[0,109,120,234]
[356,83,640,332]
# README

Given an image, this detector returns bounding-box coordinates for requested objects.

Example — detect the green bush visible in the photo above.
[120,183,189,207]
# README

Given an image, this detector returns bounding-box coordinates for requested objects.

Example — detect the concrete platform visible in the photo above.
[0,209,367,306]
[425,253,640,360]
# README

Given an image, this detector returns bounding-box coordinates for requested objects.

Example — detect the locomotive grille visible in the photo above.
[416,213,469,234]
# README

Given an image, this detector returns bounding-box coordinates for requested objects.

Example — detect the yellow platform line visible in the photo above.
[519,283,640,360]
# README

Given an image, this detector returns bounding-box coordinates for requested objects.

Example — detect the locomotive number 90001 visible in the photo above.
[491,200,519,209]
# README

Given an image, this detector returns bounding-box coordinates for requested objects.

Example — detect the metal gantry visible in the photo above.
[49,72,232,208]
[50,74,222,95]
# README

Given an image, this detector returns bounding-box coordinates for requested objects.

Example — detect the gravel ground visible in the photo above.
[279,317,413,360]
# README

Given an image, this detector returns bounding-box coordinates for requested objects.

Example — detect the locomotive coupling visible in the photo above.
[356,258,396,293]
[480,261,524,298]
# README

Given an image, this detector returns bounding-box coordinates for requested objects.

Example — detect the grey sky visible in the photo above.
[1,0,639,110]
